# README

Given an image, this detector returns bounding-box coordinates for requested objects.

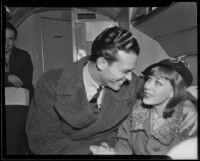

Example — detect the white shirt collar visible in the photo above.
[83,62,101,101]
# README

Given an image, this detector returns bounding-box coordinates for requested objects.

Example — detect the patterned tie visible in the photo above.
[90,86,103,103]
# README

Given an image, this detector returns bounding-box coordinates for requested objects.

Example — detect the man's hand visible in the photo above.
[8,74,23,87]
[89,142,115,155]
[180,100,197,136]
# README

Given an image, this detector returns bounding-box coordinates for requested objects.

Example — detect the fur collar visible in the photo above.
[129,100,184,146]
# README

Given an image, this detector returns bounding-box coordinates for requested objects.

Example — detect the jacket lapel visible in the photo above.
[70,77,137,140]
[55,57,99,129]
[55,57,137,140]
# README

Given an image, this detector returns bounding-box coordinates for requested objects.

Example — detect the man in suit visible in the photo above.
[5,21,34,154]
[26,26,197,154]
[5,21,34,99]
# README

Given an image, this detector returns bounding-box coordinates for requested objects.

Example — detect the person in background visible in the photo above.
[90,58,197,155]
[5,21,34,154]
[26,26,197,154]
[5,21,34,100]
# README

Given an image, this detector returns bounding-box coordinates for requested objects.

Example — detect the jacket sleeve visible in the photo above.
[114,116,133,154]
[5,72,13,87]
[20,52,33,90]
[26,71,89,154]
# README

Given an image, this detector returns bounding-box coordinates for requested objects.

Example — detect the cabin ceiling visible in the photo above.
[6,4,197,58]
[7,7,124,25]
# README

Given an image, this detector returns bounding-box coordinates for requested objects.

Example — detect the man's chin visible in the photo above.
[108,85,121,92]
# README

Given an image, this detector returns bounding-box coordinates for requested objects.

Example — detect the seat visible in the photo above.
[5,87,30,155]
[5,87,29,106]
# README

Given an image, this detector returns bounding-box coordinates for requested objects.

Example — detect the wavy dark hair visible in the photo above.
[141,66,187,119]
[89,26,140,64]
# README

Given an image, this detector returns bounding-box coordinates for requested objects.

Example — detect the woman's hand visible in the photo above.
[89,142,115,155]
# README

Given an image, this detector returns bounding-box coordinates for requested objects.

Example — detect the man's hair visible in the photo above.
[89,26,140,64]
[6,21,17,38]
[146,66,187,119]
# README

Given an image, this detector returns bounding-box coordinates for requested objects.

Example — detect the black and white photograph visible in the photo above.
[1,2,198,160]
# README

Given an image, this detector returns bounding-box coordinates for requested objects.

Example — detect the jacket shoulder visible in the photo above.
[14,47,29,55]
[36,68,64,92]
[38,68,64,84]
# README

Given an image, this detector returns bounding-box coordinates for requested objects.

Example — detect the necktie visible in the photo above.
[90,86,103,103]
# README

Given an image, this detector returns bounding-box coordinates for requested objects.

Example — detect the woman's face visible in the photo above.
[143,75,173,107]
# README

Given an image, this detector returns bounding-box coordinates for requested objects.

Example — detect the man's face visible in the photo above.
[5,28,16,54]
[100,50,138,91]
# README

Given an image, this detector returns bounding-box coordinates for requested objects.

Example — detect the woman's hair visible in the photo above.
[142,66,187,119]
[89,26,140,64]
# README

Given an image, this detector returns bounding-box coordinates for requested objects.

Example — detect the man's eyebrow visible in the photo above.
[123,67,135,72]
[122,69,133,73]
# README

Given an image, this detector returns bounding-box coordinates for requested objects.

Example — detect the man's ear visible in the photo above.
[96,57,108,71]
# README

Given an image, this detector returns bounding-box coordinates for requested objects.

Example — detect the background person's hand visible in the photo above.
[180,100,197,136]
[8,74,23,87]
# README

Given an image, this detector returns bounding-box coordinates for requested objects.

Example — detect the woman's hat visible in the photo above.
[142,56,193,87]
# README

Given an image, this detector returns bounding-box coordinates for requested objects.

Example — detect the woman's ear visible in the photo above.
[96,57,108,71]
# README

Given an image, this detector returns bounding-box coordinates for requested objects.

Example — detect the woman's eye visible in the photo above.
[155,81,162,86]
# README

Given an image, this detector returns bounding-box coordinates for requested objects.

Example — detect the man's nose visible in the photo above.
[125,72,132,81]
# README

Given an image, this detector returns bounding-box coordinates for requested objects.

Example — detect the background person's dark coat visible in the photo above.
[5,47,34,100]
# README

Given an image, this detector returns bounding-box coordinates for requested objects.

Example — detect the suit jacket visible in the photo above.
[26,56,144,154]
[5,47,34,100]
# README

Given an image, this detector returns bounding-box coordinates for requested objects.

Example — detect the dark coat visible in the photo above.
[26,56,144,154]
[5,47,34,100]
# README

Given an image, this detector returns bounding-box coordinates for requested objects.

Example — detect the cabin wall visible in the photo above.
[15,14,38,86]
[15,8,116,86]
[130,26,170,76]
[71,8,116,61]
[16,10,72,86]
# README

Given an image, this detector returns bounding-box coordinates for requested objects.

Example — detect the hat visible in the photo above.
[142,58,193,87]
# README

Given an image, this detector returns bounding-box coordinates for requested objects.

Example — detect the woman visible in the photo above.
[90,58,196,155]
